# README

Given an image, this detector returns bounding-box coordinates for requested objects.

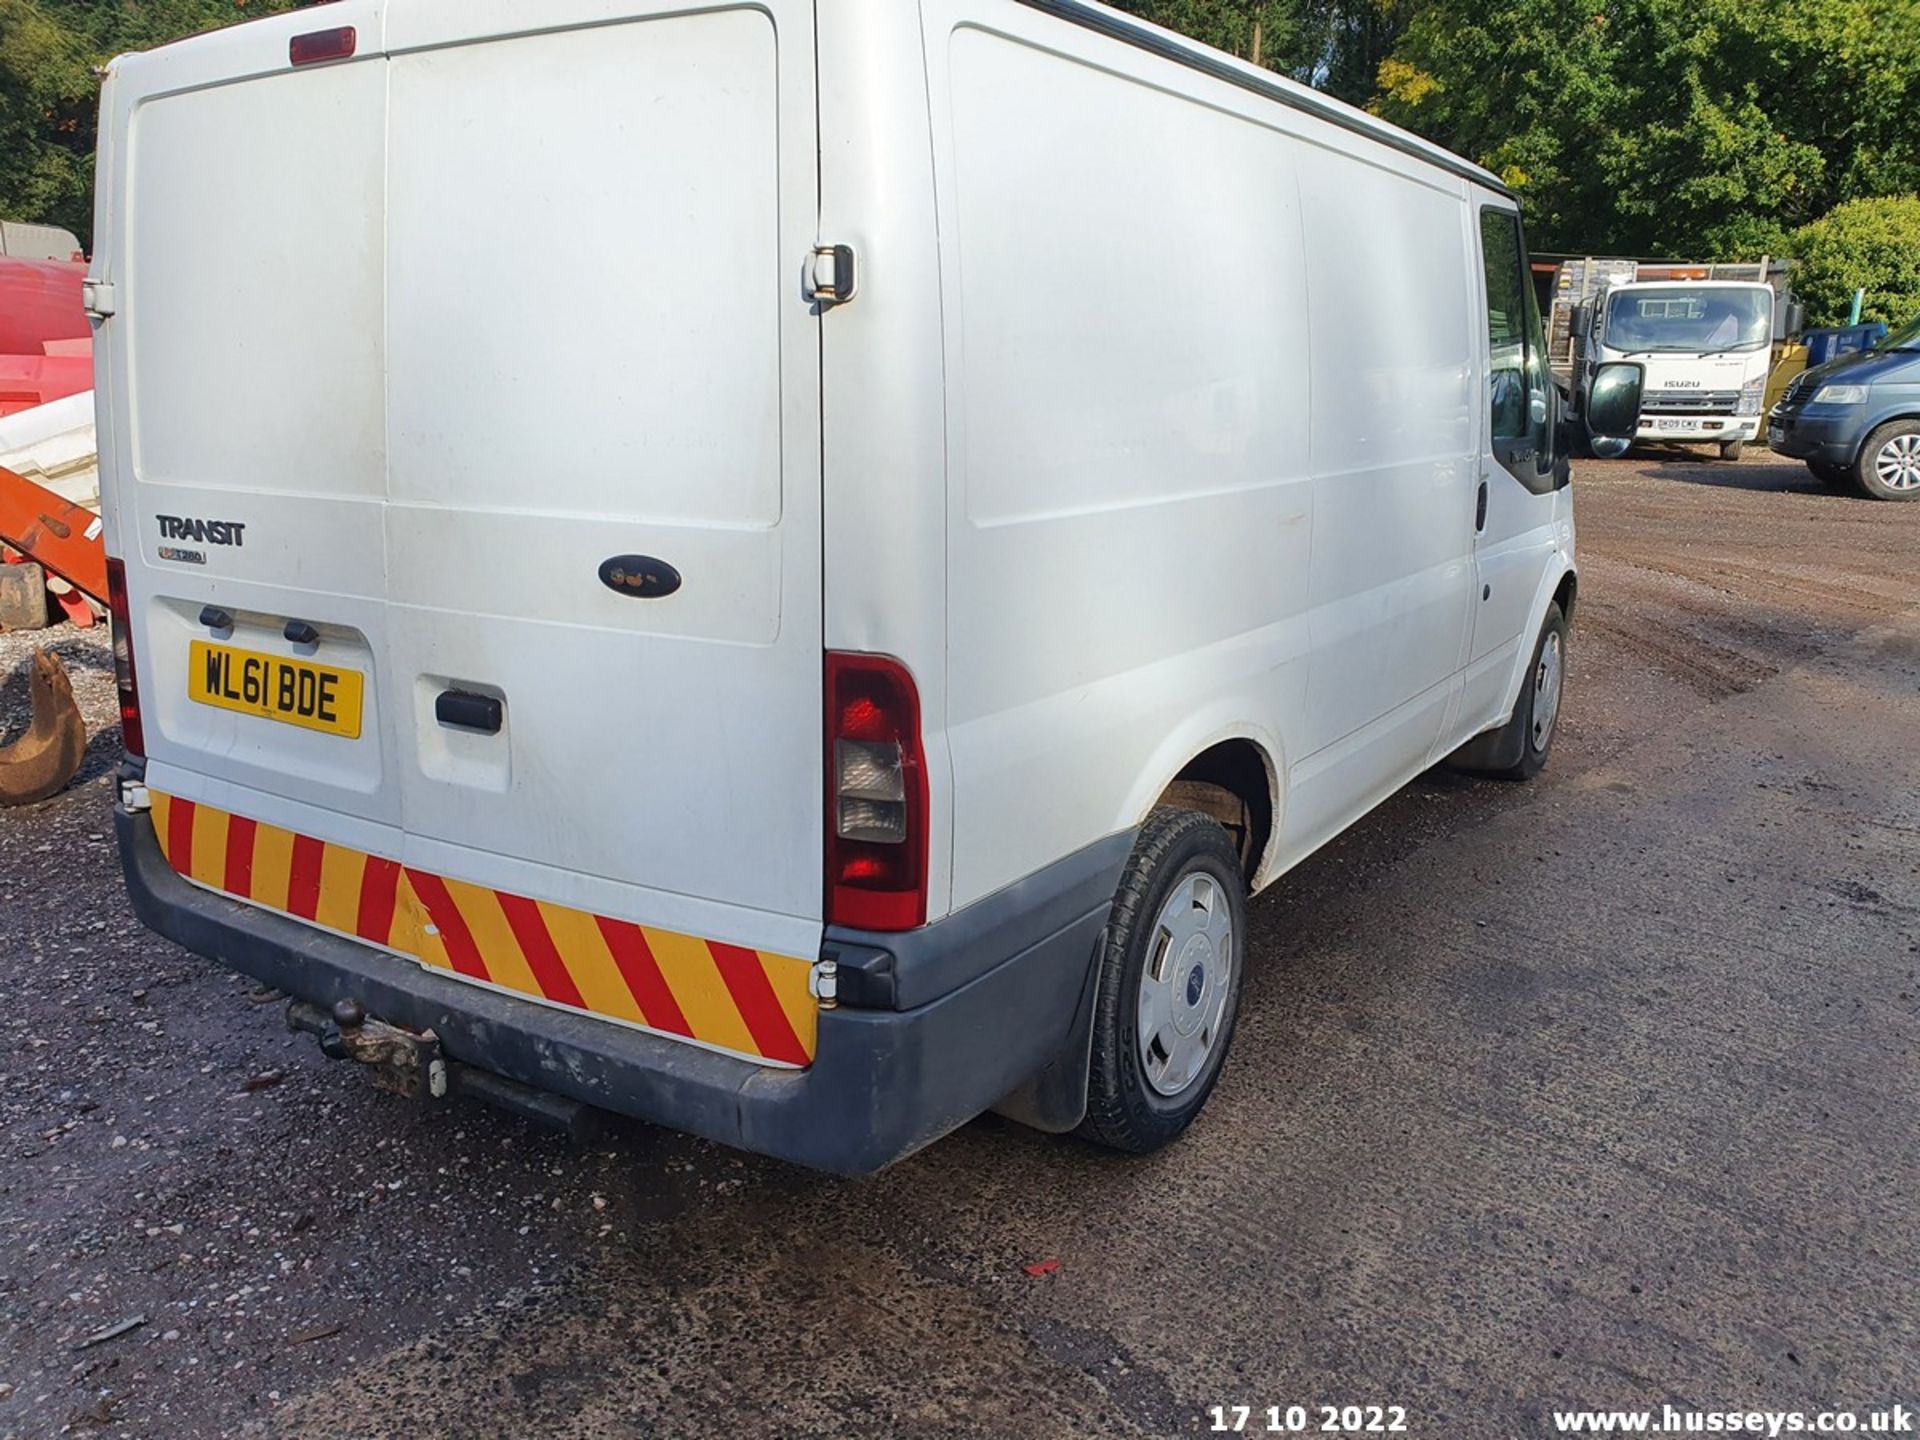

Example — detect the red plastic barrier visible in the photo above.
[0,257,88,356]
[0,354,93,417]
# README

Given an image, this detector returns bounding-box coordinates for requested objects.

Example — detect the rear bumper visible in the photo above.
[116,803,1125,1174]
[1767,409,1860,467]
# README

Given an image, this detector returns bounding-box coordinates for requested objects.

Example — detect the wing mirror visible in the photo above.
[1585,360,1644,459]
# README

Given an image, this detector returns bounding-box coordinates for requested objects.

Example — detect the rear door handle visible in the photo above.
[435,690,502,735]
[1475,480,1489,532]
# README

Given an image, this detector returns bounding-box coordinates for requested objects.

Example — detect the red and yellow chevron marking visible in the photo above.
[148,792,816,1067]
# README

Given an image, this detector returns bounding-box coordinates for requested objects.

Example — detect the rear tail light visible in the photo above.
[825,652,928,931]
[105,557,143,759]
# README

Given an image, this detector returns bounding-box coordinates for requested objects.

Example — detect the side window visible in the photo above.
[1479,208,1554,486]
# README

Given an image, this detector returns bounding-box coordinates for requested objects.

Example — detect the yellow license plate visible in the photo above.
[187,640,364,739]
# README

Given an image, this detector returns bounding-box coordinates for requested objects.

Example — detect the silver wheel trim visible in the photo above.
[1874,434,1920,491]
[1530,631,1564,753]
[1137,870,1234,1098]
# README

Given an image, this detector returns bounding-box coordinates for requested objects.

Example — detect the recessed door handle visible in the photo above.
[435,690,502,735]
[1475,480,1489,531]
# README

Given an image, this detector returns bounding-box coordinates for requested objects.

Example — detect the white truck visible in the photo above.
[92,0,1641,1172]
[1573,278,1775,459]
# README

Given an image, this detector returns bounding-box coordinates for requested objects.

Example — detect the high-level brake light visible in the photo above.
[290,26,356,67]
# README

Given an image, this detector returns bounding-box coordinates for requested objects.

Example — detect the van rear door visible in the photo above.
[379,3,825,959]
[101,1,824,1061]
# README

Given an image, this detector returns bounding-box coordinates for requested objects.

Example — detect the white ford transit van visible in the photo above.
[96,0,1641,1172]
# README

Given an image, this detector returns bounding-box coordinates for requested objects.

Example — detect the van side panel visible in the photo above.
[1275,145,1477,857]
[1293,147,1475,755]
[925,9,1314,909]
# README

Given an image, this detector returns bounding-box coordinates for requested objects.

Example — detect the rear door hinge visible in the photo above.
[809,957,839,1009]
[806,245,856,308]
[82,278,117,319]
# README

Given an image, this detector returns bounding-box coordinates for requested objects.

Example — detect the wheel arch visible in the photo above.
[1487,555,1578,728]
[993,744,1277,1140]
[1851,411,1920,468]
[1122,724,1284,892]
[1553,567,1578,627]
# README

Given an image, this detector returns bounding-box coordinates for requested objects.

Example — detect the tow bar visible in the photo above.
[285,998,598,1142]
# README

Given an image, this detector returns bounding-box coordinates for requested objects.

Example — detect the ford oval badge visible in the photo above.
[598,555,682,599]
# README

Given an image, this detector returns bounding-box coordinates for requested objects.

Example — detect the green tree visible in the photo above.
[6,0,1917,266]
[1789,195,1920,328]
[1108,1,1306,72]
[0,0,94,242]
[0,0,310,247]
[1372,0,1920,258]
[1372,0,1619,250]
[1297,0,1409,104]
[1107,0,1413,97]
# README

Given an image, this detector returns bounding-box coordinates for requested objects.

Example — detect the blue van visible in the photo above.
[1769,314,1920,499]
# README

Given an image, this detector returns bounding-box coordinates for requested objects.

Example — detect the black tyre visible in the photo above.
[1447,603,1568,782]
[1808,460,1854,490]
[1853,420,1920,501]
[1077,808,1247,1155]
[1719,439,1745,461]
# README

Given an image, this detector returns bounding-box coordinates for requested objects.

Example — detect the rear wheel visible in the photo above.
[1077,808,1247,1155]
[1719,439,1745,461]
[1855,420,1920,501]
[1808,460,1854,490]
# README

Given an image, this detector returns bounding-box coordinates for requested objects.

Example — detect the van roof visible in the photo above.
[1023,0,1513,199]
[110,0,1514,205]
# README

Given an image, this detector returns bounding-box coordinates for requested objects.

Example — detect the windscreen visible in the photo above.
[1603,286,1772,354]
[1876,314,1920,351]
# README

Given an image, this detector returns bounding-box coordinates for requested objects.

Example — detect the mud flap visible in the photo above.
[988,925,1106,1134]
[1446,712,1528,773]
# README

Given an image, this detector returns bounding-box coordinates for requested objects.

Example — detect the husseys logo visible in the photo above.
[156,514,247,547]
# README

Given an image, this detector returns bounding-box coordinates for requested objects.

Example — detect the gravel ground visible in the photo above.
[0,447,1916,1439]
